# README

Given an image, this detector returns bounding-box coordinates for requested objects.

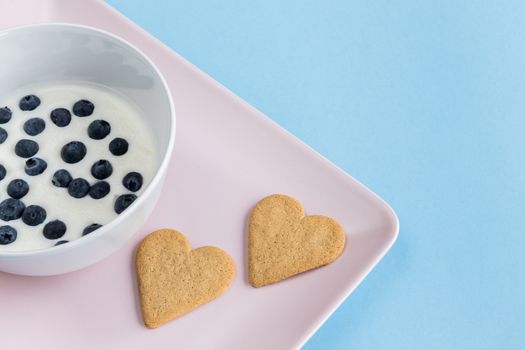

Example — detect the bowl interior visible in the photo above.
[0,24,172,166]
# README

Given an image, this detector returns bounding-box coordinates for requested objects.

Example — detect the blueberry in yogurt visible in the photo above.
[25,157,47,176]
[15,139,39,158]
[19,95,41,111]
[82,223,102,236]
[73,99,94,117]
[7,179,29,199]
[21,205,46,226]
[52,169,73,188]
[0,107,12,124]
[91,160,113,180]
[50,108,72,127]
[122,172,143,192]
[0,226,17,245]
[109,137,129,156]
[61,141,87,164]
[0,198,25,221]
[88,120,111,140]
[43,220,66,239]
[89,181,110,199]
[0,83,155,252]
[0,127,7,144]
[23,117,46,136]
[114,194,137,214]
[68,178,90,198]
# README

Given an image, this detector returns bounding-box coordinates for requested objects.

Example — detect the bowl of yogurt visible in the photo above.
[0,23,175,275]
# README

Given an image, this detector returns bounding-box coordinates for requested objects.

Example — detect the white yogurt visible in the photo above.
[0,82,156,251]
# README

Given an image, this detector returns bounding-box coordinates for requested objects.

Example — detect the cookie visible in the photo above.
[136,229,236,328]
[248,194,345,287]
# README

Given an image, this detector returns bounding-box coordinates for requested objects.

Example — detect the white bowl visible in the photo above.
[0,23,175,276]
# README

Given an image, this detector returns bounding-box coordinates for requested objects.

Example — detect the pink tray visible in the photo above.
[0,1,398,349]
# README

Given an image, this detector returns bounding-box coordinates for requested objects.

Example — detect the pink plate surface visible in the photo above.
[0,1,398,349]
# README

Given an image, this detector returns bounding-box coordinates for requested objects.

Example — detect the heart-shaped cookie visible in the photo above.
[248,194,345,287]
[136,229,236,328]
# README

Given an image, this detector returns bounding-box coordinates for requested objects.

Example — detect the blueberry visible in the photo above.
[91,160,113,180]
[23,117,46,136]
[19,95,41,111]
[7,179,29,199]
[122,172,143,192]
[52,169,73,187]
[15,139,39,158]
[109,137,129,156]
[61,141,87,163]
[0,107,12,124]
[82,223,102,236]
[68,178,90,198]
[0,225,17,245]
[114,194,137,214]
[54,240,68,246]
[0,198,25,221]
[0,127,7,143]
[88,120,111,140]
[25,157,47,176]
[43,220,66,239]
[73,99,94,117]
[50,108,71,127]
[89,181,110,199]
[21,205,46,226]
[0,164,5,181]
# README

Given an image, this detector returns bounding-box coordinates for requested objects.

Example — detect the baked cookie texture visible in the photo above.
[248,194,346,288]
[136,229,236,328]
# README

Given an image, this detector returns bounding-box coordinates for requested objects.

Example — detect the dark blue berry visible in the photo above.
[54,240,68,246]
[23,117,46,136]
[0,164,5,181]
[114,194,137,214]
[0,107,12,124]
[89,181,110,199]
[72,99,94,117]
[0,225,17,245]
[52,169,72,187]
[15,139,39,158]
[19,95,41,111]
[88,120,111,140]
[0,198,25,221]
[25,157,47,176]
[91,160,113,180]
[43,220,66,239]
[0,127,7,143]
[109,137,129,156]
[122,172,143,192]
[68,178,90,198]
[7,179,29,199]
[50,108,71,127]
[82,223,102,236]
[61,141,86,163]
[21,205,46,226]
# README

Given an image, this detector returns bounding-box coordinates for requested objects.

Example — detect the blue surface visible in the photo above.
[107,1,525,348]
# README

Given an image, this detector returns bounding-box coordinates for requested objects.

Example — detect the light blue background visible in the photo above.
[107,1,525,348]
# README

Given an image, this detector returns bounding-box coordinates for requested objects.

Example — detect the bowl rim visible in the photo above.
[0,22,176,257]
